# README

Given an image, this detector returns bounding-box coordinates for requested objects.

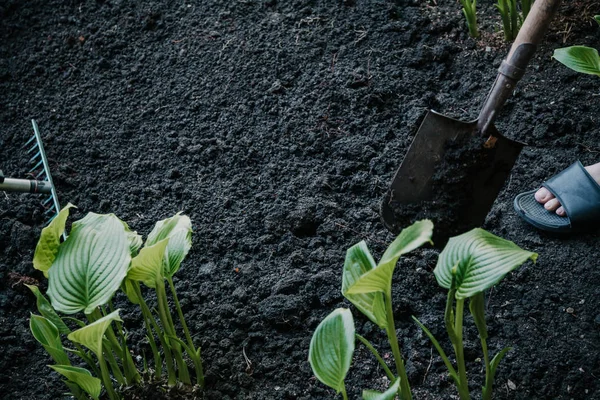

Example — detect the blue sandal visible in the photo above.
[514,161,600,233]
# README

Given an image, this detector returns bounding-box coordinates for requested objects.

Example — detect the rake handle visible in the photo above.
[477,0,561,135]
[0,177,53,194]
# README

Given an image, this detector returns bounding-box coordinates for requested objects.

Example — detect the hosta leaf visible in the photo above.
[469,292,487,340]
[30,314,70,365]
[553,46,600,77]
[146,213,192,277]
[341,242,387,328]
[25,285,70,334]
[47,213,131,315]
[122,220,143,257]
[309,308,355,394]
[49,365,101,400]
[345,260,396,295]
[121,279,141,305]
[127,239,169,288]
[68,310,122,356]
[379,219,434,266]
[362,378,401,400]
[434,228,537,299]
[595,15,600,26]
[33,203,76,277]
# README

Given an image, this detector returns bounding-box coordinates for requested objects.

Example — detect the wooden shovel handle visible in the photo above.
[508,0,561,62]
[477,0,561,135]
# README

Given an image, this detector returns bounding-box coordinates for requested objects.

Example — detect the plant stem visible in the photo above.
[356,334,395,381]
[341,385,348,400]
[98,354,119,400]
[384,291,412,400]
[167,276,204,386]
[167,277,194,348]
[156,280,191,384]
[481,336,492,400]
[452,299,470,400]
[133,281,176,386]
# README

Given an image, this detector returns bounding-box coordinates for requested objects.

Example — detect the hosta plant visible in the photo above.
[310,220,434,400]
[309,222,537,399]
[459,0,479,38]
[413,229,537,400]
[28,205,203,399]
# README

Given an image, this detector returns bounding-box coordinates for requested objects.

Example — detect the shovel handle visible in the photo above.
[477,0,561,134]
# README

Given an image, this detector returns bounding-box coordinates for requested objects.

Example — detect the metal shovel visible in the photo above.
[380,0,560,242]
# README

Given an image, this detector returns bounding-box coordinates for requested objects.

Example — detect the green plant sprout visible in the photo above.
[310,220,434,400]
[552,16,600,77]
[309,222,537,400]
[496,0,533,41]
[459,0,479,38]
[28,205,203,399]
[413,228,537,400]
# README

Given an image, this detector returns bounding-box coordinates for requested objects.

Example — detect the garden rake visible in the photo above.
[0,120,61,220]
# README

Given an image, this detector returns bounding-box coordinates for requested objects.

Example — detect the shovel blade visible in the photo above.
[380,110,524,243]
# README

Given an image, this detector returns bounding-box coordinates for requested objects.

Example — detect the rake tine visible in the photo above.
[35,170,47,180]
[28,151,41,164]
[27,143,39,154]
[29,159,44,173]
[42,196,54,205]
[23,135,36,148]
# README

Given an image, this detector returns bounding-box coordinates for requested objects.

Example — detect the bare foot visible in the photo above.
[535,162,600,216]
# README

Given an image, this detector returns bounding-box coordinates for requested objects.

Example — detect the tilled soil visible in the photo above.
[1,1,599,399]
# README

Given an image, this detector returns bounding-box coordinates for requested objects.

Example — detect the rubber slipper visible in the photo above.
[513,161,600,233]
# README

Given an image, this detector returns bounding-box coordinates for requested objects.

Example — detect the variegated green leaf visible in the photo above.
[47,213,131,315]
[345,260,396,296]
[25,285,70,334]
[362,378,401,400]
[341,242,387,328]
[434,228,537,299]
[30,314,70,365]
[127,238,169,288]
[33,203,76,277]
[309,308,355,394]
[121,220,143,257]
[49,365,101,400]
[146,213,192,277]
[67,310,122,356]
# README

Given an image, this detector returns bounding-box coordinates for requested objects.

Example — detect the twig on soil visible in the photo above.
[423,347,434,384]
[576,143,600,153]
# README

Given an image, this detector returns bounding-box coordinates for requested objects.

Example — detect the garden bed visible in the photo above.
[1,0,599,399]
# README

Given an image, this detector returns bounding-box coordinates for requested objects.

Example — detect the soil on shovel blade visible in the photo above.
[1,1,599,399]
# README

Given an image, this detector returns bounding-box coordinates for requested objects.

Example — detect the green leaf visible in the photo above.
[121,279,141,305]
[33,203,76,277]
[67,310,122,356]
[483,347,512,396]
[341,242,387,328]
[469,292,487,340]
[25,285,70,334]
[47,213,131,315]
[30,314,71,365]
[309,308,355,394]
[553,46,600,77]
[379,219,434,266]
[362,379,401,400]
[345,260,396,295]
[121,220,143,257]
[594,15,600,26]
[146,213,192,277]
[49,365,101,400]
[127,238,169,288]
[434,228,537,299]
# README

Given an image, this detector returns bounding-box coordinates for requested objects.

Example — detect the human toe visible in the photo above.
[544,198,561,211]
[535,187,554,203]
[556,206,566,217]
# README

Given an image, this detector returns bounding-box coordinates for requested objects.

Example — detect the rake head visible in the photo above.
[21,119,61,220]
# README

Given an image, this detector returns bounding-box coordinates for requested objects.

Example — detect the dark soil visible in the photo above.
[1,1,599,399]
